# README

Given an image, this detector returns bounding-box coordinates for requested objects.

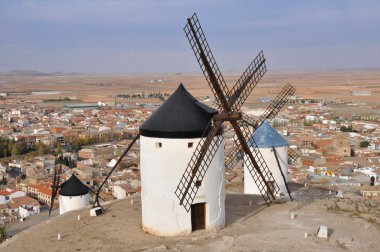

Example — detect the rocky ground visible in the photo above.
[1,186,379,252]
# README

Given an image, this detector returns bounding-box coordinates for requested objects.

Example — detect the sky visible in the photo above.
[0,0,380,73]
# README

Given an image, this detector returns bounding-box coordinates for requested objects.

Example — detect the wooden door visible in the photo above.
[191,203,206,231]
[267,180,275,195]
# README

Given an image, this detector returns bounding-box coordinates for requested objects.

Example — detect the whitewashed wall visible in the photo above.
[140,135,225,236]
[244,146,288,195]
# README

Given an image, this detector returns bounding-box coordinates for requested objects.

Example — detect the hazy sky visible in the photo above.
[1,0,379,73]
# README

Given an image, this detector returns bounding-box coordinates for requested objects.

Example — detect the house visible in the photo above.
[78,149,95,159]
[112,184,140,199]
[12,134,36,150]
[0,127,13,134]
[13,196,40,218]
[301,153,326,166]
[370,140,380,151]
[17,118,29,127]
[78,147,114,160]
[0,189,26,204]
[332,134,351,157]
[360,185,380,197]
[37,188,53,205]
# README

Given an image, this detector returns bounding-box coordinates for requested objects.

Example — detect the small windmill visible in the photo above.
[224,84,296,200]
[245,120,293,200]
[175,13,295,211]
[49,165,91,216]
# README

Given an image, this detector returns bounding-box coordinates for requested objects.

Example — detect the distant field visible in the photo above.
[1,69,379,106]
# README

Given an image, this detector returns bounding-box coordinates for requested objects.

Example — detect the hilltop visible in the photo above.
[1,186,379,252]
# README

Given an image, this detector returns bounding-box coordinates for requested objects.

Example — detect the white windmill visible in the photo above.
[244,121,291,198]
[139,83,225,236]
[49,171,91,216]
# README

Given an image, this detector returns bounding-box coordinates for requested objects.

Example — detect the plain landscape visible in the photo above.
[1,69,380,104]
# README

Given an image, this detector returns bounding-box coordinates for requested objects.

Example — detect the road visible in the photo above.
[5,208,58,237]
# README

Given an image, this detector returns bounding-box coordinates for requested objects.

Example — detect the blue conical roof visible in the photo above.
[248,120,288,148]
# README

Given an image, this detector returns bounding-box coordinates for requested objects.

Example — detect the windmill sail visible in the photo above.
[176,12,284,210]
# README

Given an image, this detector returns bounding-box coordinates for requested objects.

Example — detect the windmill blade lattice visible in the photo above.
[175,120,224,212]
[229,51,267,111]
[184,13,231,109]
[178,12,282,211]
[258,83,295,122]
[288,147,300,163]
[238,121,280,204]
[225,147,244,171]
[225,84,296,171]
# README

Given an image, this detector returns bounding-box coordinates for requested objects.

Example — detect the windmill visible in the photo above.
[90,13,293,234]
[224,84,296,200]
[245,120,293,200]
[49,165,91,216]
[174,13,295,212]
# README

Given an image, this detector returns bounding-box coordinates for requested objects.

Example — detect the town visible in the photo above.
[0,71,379,242]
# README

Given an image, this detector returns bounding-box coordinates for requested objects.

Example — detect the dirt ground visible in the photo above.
[1,186,379,252]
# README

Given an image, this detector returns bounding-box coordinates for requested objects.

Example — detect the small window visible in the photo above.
[188,142,194,148]
[155,142,162,148]
[195,180,202,188]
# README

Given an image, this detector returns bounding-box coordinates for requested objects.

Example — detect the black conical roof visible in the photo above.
[59,174,90,196]
[139,83,219,138]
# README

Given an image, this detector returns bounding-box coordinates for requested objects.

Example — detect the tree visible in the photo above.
[0,225,5,243]
[55,155,76,168]
[11,143,20,157]
[55,144,62,156]
[0,177,6,185]
[36,142,49,156]
[360,140,370,148]
[340,125,357,133]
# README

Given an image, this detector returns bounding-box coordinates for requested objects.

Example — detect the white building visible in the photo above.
[305,115,317,122]
[0,189,26,205]
[139,84,225,236]
[59,174,90,215]
[113,184,139,199]
[19,205,40,218]
[244,121,289,195]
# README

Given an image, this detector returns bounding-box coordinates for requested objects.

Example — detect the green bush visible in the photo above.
[360,140,370,148]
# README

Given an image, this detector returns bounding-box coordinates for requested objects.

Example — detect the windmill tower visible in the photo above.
[245,121,289,196]
[59,174,91,215]
[139,83,225,236]
[49,169,90,216]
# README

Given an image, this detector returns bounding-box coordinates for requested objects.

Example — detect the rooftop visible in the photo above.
[59,174,90,197]
[248,120,288,148]
[139,83,218,139]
